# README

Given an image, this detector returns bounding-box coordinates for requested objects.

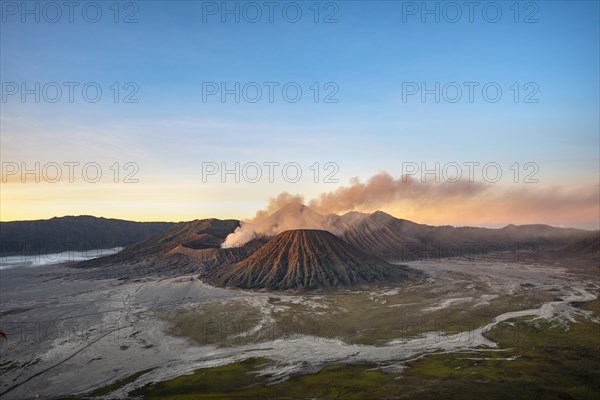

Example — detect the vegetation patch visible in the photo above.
[95,299,599,399]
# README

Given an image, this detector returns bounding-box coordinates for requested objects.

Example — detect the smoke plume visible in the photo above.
[221,172,599,248]
[308,172,486,213]
[222,173,487,247]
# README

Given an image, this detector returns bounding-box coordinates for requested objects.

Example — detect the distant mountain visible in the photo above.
[113,218,241,259]
[76,218,266,279]
[558,231,600,260]
[240,204,591,262]
[0,216,173,256]
[206,229,419,290]
[73,204,596,281]
[334,211,592,261]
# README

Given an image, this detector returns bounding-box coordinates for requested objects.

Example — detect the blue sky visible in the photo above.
[1,1,598,226]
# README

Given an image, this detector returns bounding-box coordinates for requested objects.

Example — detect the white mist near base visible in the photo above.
[0,247,123,270]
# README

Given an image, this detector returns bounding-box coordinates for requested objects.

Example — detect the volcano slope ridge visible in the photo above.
[206,229,420,290]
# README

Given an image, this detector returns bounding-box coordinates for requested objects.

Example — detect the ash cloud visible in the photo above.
[222,173,488,247]
[308,172,487,214]
[221,195,325,248]
[222,172,599,248]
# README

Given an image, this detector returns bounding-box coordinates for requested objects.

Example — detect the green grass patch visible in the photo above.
[130,358,270,399]
[158,301,263,347]
[96,299,599,399]
[89,367,155,396]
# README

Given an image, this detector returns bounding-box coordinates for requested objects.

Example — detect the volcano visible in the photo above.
[207,229,418,290]
[74,203,594,281]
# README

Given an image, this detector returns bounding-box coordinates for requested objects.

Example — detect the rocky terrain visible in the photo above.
[219,202,595,262]
[73,218,267,279]
[72,204,598,284]
[335,210,595,261]
[0,206,598,398]
[207,229,419,290]
[560,231,600,259]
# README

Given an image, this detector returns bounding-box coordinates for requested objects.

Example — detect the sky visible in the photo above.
[0,0,598,228]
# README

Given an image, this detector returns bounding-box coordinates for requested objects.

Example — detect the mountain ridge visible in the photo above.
[0,216,174,256]
[206,229,419,290]
[70,204,598,280]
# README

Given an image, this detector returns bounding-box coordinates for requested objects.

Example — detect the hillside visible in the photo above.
[334,211,592,262]
[0,216,173,256]
[207,229,419,290]
[75,218,267,279]
[558,231,600,261]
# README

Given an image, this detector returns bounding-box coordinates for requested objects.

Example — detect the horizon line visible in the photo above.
[1,213,597,232]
